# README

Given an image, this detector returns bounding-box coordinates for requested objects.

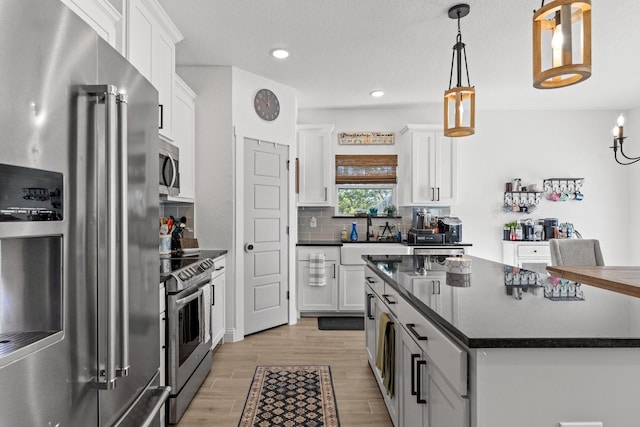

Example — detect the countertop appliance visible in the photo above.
[0,2,169,426]
[162,256,216,424]
[438,216,463,243]
[159,139,180,197]
[407,228,446,245]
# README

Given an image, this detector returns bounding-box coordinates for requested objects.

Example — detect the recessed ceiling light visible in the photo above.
[370,90,385,98]
[270,48,290,59]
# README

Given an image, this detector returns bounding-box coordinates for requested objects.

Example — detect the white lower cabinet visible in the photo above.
[338,264,365,311]
[365,280,399,426]
[210,255,225,349]
[502,241,551,274]
[366,265,469,427]
[297,247,339,312]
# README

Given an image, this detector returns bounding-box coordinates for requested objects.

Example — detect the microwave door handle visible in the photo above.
[116,93,129,378]
[162,156,171,186]
[84,84,119,390]
[167,153,177,189]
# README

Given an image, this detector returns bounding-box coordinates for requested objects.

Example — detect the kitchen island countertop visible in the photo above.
[364,254,640,348]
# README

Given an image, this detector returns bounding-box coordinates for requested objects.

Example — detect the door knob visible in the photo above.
[244,243,254,253]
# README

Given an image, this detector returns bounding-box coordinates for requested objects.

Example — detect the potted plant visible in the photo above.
[384,204,397,217]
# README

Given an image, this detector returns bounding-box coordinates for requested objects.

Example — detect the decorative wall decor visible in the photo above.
[338,131,394,145]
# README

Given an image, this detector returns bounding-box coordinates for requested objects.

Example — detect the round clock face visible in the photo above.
[254,88,280,121]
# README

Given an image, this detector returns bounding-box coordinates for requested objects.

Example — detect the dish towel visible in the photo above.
[375,312,395,398]
[308,253,326,286]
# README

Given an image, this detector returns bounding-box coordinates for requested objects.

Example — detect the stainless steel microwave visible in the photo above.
[159,140,180,196]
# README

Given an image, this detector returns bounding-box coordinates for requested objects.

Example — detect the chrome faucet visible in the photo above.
[366,214,373,241]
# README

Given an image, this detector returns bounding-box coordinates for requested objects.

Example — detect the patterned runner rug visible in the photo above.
[238,365,340,427]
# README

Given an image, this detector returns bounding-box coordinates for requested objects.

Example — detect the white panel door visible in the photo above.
[244,138,289,335]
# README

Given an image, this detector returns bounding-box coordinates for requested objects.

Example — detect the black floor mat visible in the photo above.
[317,316,364,331]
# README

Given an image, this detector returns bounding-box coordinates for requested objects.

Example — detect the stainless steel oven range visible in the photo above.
[164,257,215,424]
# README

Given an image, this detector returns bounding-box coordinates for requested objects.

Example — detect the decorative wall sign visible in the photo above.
[338,131,394,145]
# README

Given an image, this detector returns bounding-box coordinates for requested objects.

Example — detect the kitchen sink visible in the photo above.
[341,242,411,265]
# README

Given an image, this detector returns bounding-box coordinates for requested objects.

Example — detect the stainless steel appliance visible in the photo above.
[0,2,168,425]
[438,216,463,243]
[407,228,446,245]
[159,140,180,197]
[164,258,215,424]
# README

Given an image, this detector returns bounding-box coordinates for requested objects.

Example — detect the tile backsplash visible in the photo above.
[160,202,195,239]
[298,206,450,242]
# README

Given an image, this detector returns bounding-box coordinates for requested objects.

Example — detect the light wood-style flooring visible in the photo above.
[176,317,393,427]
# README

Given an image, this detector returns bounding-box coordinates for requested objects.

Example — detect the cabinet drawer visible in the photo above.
[364,270,384,297]
[297,247,340,262]
[212,255,226,279]
[398,298,467,396]
[517,244,550,257]
[380,283,400,317]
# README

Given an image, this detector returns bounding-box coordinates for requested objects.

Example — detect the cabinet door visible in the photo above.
[170,76,196,201]
[399,327,427,427]
[297,261,338,311]
[126,0,181,140]
[364,287,378,364]
[127,0,153,80]
[338,265,365,311]
[408,130,437,205]
[154,28,175,140]
[402,126,457,206]
[211,272,225,348]
[433,133,457,205]
[427,364,469,427]
[297,125,334,206]
[61,0,121,49]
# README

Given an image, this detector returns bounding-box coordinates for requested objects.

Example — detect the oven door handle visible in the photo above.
[175,289,203,310]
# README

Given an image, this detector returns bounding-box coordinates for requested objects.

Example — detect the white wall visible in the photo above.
[299,106,631,264]
[178,66,297,341]
[628,106,640,265]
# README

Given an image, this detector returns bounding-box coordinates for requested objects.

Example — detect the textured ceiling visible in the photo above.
[158,0,640,111]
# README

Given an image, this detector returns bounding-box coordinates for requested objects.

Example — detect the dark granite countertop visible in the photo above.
[160,249,228,282]
[296,240,473,247]
[364,254,640,349]
[296,240,343,246]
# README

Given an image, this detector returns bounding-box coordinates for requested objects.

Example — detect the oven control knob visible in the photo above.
[178,272,187,280]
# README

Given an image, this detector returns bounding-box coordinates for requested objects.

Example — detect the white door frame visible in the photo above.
[231,127,298,341]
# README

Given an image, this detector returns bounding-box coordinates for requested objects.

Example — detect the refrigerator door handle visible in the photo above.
[116,93,130,378]
[84,84,119,390]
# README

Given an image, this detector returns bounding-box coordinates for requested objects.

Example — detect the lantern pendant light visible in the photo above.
[444,4,475,137]
[533,0,591,89]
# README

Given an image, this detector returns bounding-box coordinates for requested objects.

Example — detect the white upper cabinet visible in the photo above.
[125,0,183,141]
[296,125,334,206]
[61,0,121,50]
[400,125,458,206]
[169,75,197,202]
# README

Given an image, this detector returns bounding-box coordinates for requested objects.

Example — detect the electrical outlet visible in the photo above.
[310,216,317,228]
[559,422,603,427]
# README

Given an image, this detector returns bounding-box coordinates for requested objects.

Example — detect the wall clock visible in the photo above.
[254,88,280,121]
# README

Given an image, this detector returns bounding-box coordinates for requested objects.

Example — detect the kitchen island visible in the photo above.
[364,254,640,427]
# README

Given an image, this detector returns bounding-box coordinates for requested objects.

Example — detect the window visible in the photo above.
[335,155,397,215]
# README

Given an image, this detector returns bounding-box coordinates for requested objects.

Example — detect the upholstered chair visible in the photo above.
[549,239,605,266]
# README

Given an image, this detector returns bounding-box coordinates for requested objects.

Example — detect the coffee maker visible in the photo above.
[437,216,463,243]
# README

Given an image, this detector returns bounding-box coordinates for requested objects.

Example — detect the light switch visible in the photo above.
[310,216,317,228]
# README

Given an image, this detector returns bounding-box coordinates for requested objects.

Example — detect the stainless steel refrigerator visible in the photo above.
[0,1,168,425]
